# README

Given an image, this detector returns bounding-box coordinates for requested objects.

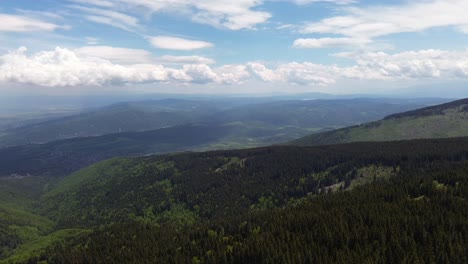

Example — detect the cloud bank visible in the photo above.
[1,47,468,88]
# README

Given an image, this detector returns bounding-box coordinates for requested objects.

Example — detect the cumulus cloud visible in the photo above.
[0,14,66,32]
[248,62,337,86]
[2,47,468,88]
[0,47,170,87]
[293,38,371,48]
[0,47,235,87]
[149,36,214,51]
[215,65,251,84]
[300,0,468,43]
[248,49,468,85]
[247,62,283,82]
[339,50,468,80]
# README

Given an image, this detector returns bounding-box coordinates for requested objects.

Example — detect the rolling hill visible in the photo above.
[293,98,468,146]
[0,123,230,177]
[0,99,227,147]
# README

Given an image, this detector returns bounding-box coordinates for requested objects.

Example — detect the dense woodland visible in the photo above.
[1,138,467,263]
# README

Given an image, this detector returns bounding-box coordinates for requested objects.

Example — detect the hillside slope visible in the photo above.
[0,122,313,178]
[2,138,468,263]
[293,98,468,146]
[0,123,230,177]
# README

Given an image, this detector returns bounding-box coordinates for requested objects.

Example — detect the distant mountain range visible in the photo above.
[0,98,447,177]
[293,98,468,146]
[0,98,445,148]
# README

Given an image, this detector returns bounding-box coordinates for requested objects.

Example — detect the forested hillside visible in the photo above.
[1,138,467,263]
[0,122,309,178]
[293,98,468,146]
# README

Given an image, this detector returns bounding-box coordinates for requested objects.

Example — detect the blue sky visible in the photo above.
[1,0,468,95]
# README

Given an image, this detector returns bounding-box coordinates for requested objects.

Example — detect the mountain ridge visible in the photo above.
[293,97,468,146]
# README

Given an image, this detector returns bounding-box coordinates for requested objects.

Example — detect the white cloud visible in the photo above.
[157,55,215,65]
[0,47,236,87]
[0,47,171,87]
[149,36,214,50]
[69,5,139,31]
[66,0,270,31]
[117,0,271,30]
[293,38,371,48]
[76,45,215,65]
[75,46,153,64]
[249,49,468,85]
[300,0,468,40]
[339,50,468,80]
[293,0,357,5]
[247,62,282,82]
[215,65,250,84]
[182,64,218,83]
[69,0,114,7]
[16,9,65,20]
[248,62,337,86]
[0,14,65,32]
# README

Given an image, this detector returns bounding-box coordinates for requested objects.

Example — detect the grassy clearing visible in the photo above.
[3,229,90,264]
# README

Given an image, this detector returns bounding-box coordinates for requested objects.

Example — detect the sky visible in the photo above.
[1,0,468,95]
